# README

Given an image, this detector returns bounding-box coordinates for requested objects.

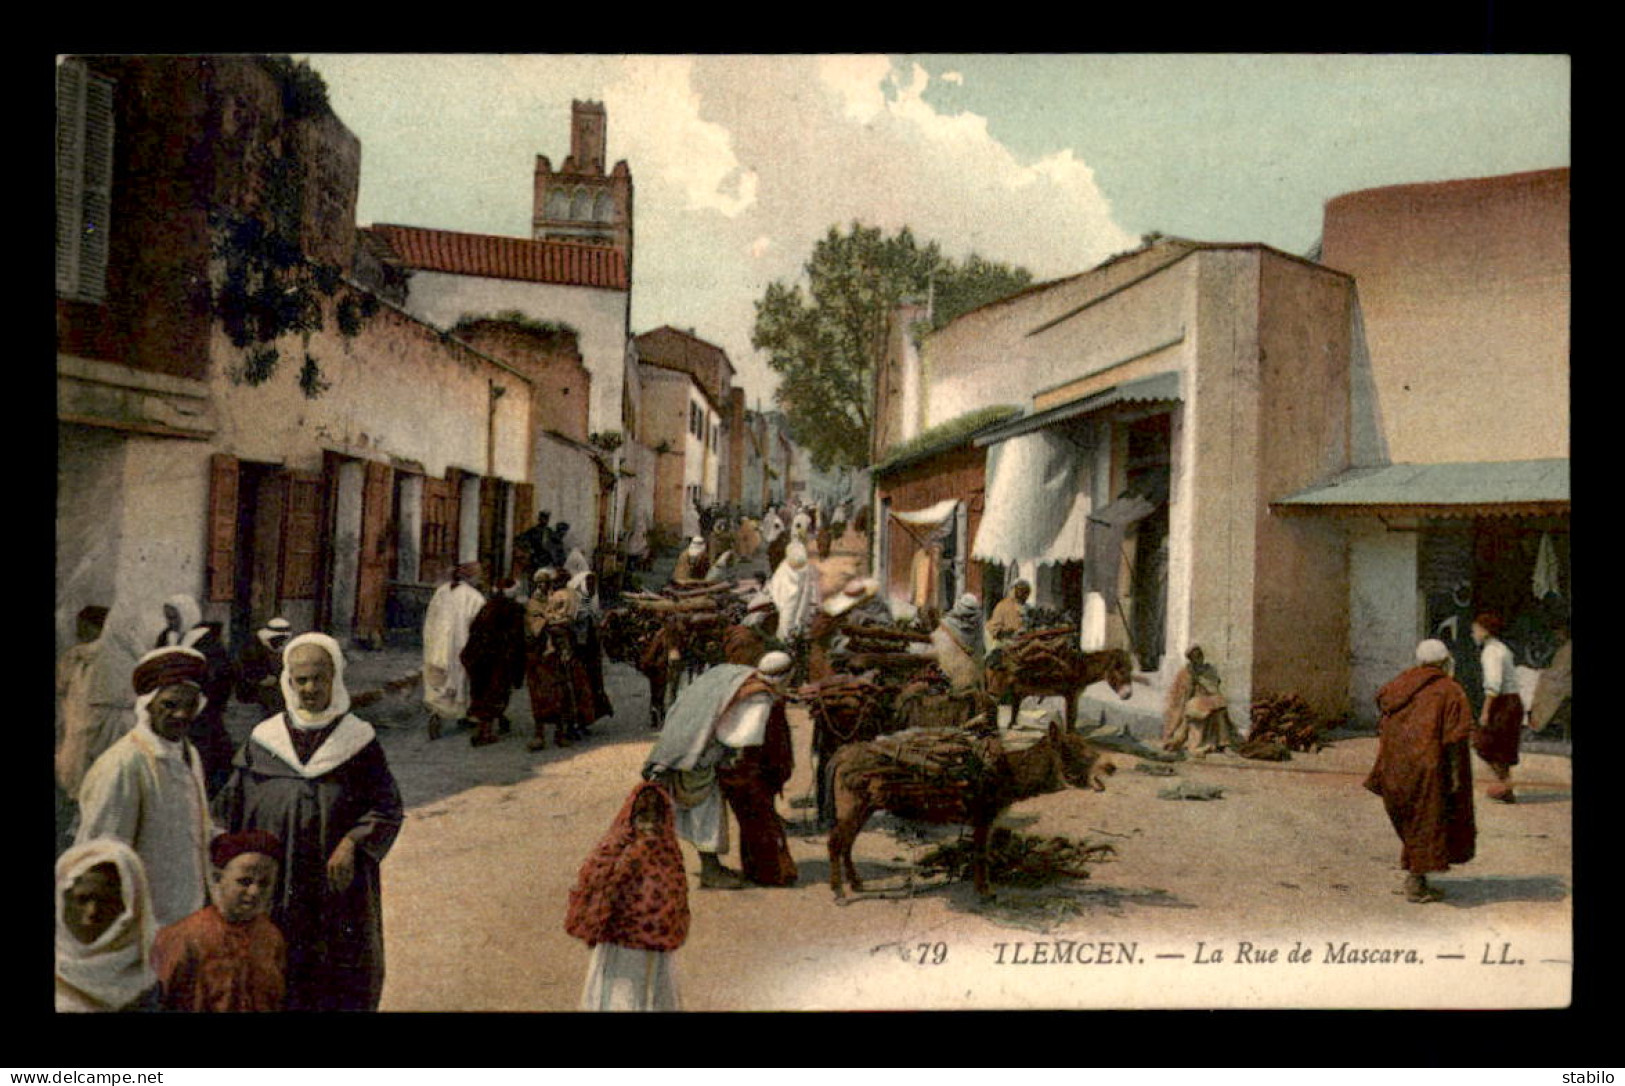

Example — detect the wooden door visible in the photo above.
[354,460,393,644]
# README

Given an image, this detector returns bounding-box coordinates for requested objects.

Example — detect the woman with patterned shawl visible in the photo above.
[566,781,691,1011]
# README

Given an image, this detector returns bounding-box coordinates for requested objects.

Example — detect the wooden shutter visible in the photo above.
[279,471,324,599]
[55,61,84,297]
[354,460,394,640]
[478,475,501,575]
[511,481,535,581]
[55,59,114,302]
[420,476,456,586]
[206,453,240,603]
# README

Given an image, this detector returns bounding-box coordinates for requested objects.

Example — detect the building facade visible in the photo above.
[873,238,1358,719]
[634,327,735,537]
[57,55,537,659]
[1274,169,1571,721]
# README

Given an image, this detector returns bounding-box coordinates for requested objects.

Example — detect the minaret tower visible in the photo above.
[532,99,634,262]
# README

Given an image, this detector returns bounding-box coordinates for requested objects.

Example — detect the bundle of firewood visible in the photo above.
[998,626,1083,684]
[800,673,893,750]
[598,606,666,663]
[863,727,1005,791]
[842,623,934,653]
[918,829,1114,887]
[1248,693,1326,752]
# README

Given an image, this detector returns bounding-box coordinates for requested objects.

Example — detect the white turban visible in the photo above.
[1415,639,1452,666]
[279,632,352,730]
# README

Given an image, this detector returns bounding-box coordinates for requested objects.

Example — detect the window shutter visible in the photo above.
[420,475,456,586]
[207,453,240,603]
[78,70,115,303]
[55,59,114,303]
[279,471,324,599]
[55,61,84,296]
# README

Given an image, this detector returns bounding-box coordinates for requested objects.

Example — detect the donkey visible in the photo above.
[825,722,1115,899]
[987,647,1135,731]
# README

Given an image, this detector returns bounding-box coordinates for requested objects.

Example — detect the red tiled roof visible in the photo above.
[365,224,628,291]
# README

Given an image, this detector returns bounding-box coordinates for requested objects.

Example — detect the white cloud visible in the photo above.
[605,56,1136,404]
[602,56,757,218]
[322,53,1134,408]
[941,70,964,85]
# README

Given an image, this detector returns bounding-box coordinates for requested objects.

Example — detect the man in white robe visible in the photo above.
[767,542,821,640]
[421,561,487,740]
[75,647,216,928]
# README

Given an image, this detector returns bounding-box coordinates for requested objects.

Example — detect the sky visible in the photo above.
[301,53,1569,408]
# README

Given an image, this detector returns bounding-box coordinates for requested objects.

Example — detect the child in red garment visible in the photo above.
[152,830,287,1011]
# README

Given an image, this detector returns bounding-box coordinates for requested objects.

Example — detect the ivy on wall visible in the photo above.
[211,55,375,399]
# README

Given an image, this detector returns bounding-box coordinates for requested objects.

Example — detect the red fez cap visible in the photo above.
[1474,611,1505,636]
[209,830,284,870]
[132,647,207,697]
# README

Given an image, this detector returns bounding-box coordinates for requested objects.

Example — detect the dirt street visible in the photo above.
[322,539,1572,1012]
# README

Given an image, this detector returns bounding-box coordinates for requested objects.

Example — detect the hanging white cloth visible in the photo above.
[1080,591,1108,651]
[1532,532,1561,599]
[973,429,1091,567]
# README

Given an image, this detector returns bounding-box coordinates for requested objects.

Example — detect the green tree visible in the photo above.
[752,223,1032,472]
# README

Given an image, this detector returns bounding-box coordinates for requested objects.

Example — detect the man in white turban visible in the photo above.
[213,633,404,1010]
[1364,638,1477,904]
[672,536,711,586]
[422,561,487,740]
[643,651,798,889]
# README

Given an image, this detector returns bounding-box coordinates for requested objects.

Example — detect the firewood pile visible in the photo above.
[851,728,1008,797]
[800,672,894,749]
[893,666,982,732]
[830,621,938,681]
[995,626,1084,685]
[918,828,1115,887]
[1247,693,1327,753]
[600,581,754,665]
[598,606,665,664]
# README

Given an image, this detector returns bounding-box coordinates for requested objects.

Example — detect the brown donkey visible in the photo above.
[825,722,1114,899]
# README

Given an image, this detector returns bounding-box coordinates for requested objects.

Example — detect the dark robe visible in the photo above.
[212,717,404,1012]
[765,535,789,578]
[515,523,552,576]
[234,636,287,717]
[573,609,614,720]
[525,596,595,743]
[716,682,798,886]
[1474,693,1525,768]
[1364,666,1477,874]
[460,595,527,722]
[804,611,843,684]
[160,624,234,797]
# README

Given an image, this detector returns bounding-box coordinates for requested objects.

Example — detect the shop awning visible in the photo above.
[1270,459,1570,519]
[891,497,960,527]
[972,428,1092,566]
[974,371,1182,448]
[890,498,960,547]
